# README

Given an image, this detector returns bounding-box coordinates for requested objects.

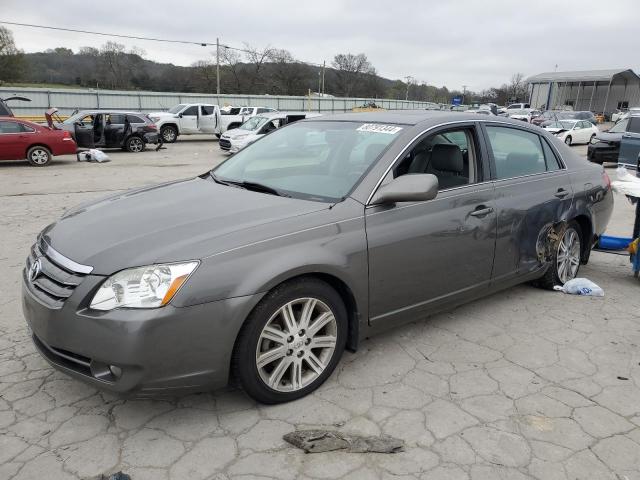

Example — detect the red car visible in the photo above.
[0,116,77,166]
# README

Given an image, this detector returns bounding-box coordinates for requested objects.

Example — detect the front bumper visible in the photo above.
[587,142,619,163]
[22,271,261,395]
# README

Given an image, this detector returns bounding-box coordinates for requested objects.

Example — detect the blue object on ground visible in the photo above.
[597,235,633,250]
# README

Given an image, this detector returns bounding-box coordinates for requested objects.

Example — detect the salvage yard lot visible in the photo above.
[1,137,639,480]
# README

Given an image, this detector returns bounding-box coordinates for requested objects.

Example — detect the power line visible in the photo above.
[0,20,323,67]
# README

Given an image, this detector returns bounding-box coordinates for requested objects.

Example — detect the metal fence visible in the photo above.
[0,86,440,117]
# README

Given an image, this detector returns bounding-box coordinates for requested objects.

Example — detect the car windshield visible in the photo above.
[609,119,629,133]
[62,112,91,125]
[213,121,403,202]
[548,121,576,129]
[239,116,269,131]
[168,104,187,114]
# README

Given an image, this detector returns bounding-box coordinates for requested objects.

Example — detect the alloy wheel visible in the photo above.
[30,149,49,165]
[162,128,176,142]
[557,228,580,283]
[255,297,337,392]
[129,137,143,152]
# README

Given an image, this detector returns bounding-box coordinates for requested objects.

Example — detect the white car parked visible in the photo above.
[220,106,278,134]
[544,119,599,146]
[219,112,321,153]
[148,104,222,143]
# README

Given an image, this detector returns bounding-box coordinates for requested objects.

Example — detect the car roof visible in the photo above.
[305,110,535,127]
[73,110,149,115]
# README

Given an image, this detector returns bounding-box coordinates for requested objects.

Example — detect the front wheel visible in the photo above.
[27,146,52,166]
[125,136,145,153]
[233,278,347,404]
[536,221,582,289]
[564,136,572,146]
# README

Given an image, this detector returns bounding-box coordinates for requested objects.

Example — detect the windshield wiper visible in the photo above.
[209,171,230,185]
[232,180,291,197]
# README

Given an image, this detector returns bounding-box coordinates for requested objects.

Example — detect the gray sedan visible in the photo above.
[22,112,613,403]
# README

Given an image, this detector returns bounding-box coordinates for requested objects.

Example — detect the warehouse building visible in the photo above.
[526,69,640,118]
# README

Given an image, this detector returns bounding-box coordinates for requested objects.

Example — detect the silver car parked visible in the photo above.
[22,112,613,403]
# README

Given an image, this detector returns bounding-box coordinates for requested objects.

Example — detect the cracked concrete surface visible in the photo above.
[1,138,639,480]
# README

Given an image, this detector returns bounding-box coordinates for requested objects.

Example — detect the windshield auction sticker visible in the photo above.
[357,124,403,134]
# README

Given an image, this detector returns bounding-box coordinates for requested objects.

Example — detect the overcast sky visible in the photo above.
[3,0,639,91]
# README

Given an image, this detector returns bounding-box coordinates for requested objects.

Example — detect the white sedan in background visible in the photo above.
[544,119,599,146]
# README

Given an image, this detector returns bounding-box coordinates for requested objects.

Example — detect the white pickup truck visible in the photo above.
[148,103,222,143]
[220,106,278,134]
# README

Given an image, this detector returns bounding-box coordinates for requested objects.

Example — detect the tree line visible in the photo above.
[0,26,528,105]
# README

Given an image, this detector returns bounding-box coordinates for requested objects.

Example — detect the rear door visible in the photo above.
[104,113,126,146]
[179,105,199,133]
[366,123,497,326]
[199,105,218,133]
[0,120,26,159]
[482,123,573,282]
[618,116,640,168]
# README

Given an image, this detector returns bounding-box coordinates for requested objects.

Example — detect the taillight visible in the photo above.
[146,124,157,132]
[62,130,71,137]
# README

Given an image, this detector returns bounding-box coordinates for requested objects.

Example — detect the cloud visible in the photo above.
[3,0,639,90]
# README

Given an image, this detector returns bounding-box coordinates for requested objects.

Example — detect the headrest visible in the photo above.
[431,143,463,173]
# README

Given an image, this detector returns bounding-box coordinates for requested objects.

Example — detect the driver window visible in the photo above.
[392,127,478,190]
[79,115,94,125]
[183,106,198,116]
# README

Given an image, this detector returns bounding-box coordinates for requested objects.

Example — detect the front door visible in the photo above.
[366,123,497,326]
[619,116,640,168]
[482,124,574,281]
[73,114,95,148]
[179,105,199,133]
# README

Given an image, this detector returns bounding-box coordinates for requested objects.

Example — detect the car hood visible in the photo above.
[595,131,623,143]
[41,176,329,275]
[223,129,255,139]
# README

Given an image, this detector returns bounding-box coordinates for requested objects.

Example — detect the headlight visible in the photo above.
[150,116,160,122]
[90,261,198,310]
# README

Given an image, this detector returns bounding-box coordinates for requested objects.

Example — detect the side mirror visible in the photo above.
[370,174,439,205]
[178,113,183,118]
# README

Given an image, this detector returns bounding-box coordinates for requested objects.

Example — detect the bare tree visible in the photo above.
[509,72,528,102]
[332,53,373,96]
[0,26,25,82]
[191,59,217,92]
[220,47,243,92]
[243,43,274,93]
[267,48,306,95]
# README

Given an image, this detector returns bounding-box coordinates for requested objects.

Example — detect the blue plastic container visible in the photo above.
[597,235,633,250]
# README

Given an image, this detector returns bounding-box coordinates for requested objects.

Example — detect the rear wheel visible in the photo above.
[125,136,145,153]
[233,278,347,404]
[161,125,178,143]
[536,221,582,289]
[564,136,572,146]
[27,146,51,166]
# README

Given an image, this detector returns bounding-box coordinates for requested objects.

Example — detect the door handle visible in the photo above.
[469,206,494,217]
[555,188,570,199]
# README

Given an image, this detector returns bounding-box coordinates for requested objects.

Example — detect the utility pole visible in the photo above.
[216,37,220,95]
[321,61,326,95]
[462,85,467,104]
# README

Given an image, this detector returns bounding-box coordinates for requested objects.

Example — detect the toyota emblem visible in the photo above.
[29,258,42,282]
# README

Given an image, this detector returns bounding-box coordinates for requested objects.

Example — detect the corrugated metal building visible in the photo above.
[526,69,640,117]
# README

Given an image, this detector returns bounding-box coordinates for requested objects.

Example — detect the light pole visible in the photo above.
[462,85,467,104]
[405,76,413,101]
[216,38,220,95]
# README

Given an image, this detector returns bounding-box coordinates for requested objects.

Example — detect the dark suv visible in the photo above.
[588,115,640,165]
[46,109,159,153]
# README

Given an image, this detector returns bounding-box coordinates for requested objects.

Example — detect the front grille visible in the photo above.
[25,239,88,308]
[219,138,231,150]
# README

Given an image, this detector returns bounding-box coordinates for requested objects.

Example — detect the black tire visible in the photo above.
[564,135,572,146]
[536,221,582,290]
[125,136,145,153]
[160,125,178,143]
[232,278,347,404]
[27,146,52,166]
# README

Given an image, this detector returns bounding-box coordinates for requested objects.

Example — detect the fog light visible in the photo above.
[109,365,122,378]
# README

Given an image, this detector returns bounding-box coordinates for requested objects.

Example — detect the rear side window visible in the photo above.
[107,114,125,124]
[201,105,215,115]
[486,126,554,179]
[628,117,640,134]
[126,115,145,123]
[541,138,562,171]
[0,121,29,133]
